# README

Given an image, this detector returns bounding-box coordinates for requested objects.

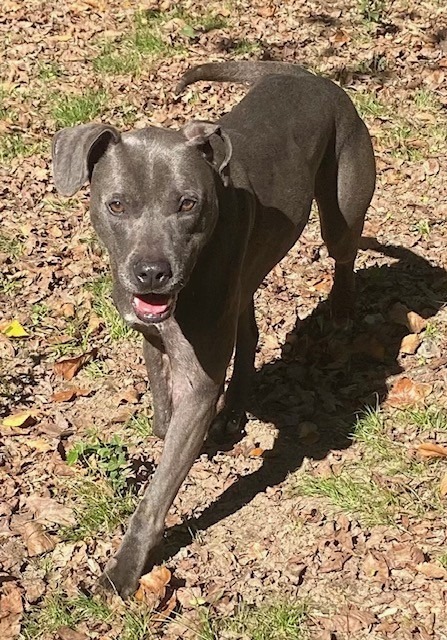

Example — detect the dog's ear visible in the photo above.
[52,123,121,197]
[182,120,232,187]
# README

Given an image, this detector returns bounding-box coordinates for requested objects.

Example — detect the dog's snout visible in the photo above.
[132,260,173,290]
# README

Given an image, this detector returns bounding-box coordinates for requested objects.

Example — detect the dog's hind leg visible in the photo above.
[210,299,259,441]
[315,120,376,324]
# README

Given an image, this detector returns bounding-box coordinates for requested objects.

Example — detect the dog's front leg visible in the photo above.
[100,325,221,598]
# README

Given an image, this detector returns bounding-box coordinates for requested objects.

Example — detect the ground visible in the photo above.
[1,0,447,638]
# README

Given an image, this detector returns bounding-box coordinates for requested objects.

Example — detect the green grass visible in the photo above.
[358,0,387,23]
[199,602,309,640]
[22,590,160,640]
[413,88,441,111]
[350,90,389,119]
[37,61,63,81]
[126,413,153,438]
[94,10,185,76]
[0,233,23,259]
[232,39,262,55]
[0,133,42,163]
[52,89,108,127]
[293,470,398,526]
[439,553,447,569]
[22,592,113,640]
[292,406,447,525]
[63,434,137,540]
[86,274,137,341]
[398,406,447,432]
[63,475,137,541]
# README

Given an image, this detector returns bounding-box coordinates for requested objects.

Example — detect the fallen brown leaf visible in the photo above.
[417,442,447,459]
[0,583,23,640]
[322,607,377,634]
[400,333,421,355]
[416,562,447,579]
[440,472,447,497]
[26,496,76,526]
[135,566,171,608]
[389,303,427,333]
[387,377,432,407]
[54,349,96,380]
[57,627,88,640]
[21,521,56,556]
[51,387,90,403]
[248,447,265,457]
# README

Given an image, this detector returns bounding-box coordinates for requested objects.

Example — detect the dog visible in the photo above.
[52,61,376,597]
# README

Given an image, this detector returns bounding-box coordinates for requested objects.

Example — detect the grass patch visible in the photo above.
[350,90,389,119]
[0,133,42,163]
[22,592,113,640]
[293,469,397,526]
[94,9,186,76]
[52,89,108,127]
[413,88,441,111]
[293,406,447,525]
[126,413,153,438]
[37,61,63,81]
[199,601,309,640]
[358,0,387,23]
[70,474,135,539]
[63,475,137,541]
[86,274,137,341]
[62,434,137,540]
[67,434,132,491]
[0,233,23,259]
[231,39,262,55]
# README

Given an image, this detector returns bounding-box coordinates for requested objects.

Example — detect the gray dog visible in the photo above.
[52,61,376,597]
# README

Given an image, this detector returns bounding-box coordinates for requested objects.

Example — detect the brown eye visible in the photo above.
[179,197,196,213]
[108,199,125,215]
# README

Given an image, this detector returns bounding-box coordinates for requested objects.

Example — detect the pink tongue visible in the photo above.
[133,294,170,316]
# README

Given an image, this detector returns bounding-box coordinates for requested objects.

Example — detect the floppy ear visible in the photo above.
[182,120,233,187]
[52,123,121,197]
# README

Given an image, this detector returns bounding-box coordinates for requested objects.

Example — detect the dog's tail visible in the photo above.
[175,61,313,95]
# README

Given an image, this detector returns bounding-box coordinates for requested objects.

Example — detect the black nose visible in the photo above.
[133,260,173,290]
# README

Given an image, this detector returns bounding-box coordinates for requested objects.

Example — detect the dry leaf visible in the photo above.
[26,496,76,526]
[2,411,37,429]
[57,627,88,640]
[135,566,171,607]
[54,349,96,380]
[400,333,421,355]
[406,311,427,334]
[416,562,447,579]
[0,583,23,640]
[388,303,427,333]
[323,607,377,634]
[22,521,56,556]
[417,442,447,459]
[248,447,265,457]
[51,387,90,403]
[440,472,447,497]
[387,377,432,407]
[0,319,28,337]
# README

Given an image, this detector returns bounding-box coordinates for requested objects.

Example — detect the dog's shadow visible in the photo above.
[156,241,447,561]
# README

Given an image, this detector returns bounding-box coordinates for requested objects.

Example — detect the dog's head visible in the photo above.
[52,121,232,328]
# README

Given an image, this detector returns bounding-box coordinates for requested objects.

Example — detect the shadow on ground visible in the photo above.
[153,241,447,562]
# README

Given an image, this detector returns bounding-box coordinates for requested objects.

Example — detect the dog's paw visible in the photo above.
[209,408,247,443]
[98,557,141,599]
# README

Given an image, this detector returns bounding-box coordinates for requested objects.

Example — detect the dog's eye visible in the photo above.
[179,197,197,213]
[108,199,125,215]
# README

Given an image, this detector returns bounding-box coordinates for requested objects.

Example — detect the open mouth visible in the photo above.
[132,293,174,323]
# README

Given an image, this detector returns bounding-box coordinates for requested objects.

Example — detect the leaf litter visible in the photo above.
[1,0,447,638]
